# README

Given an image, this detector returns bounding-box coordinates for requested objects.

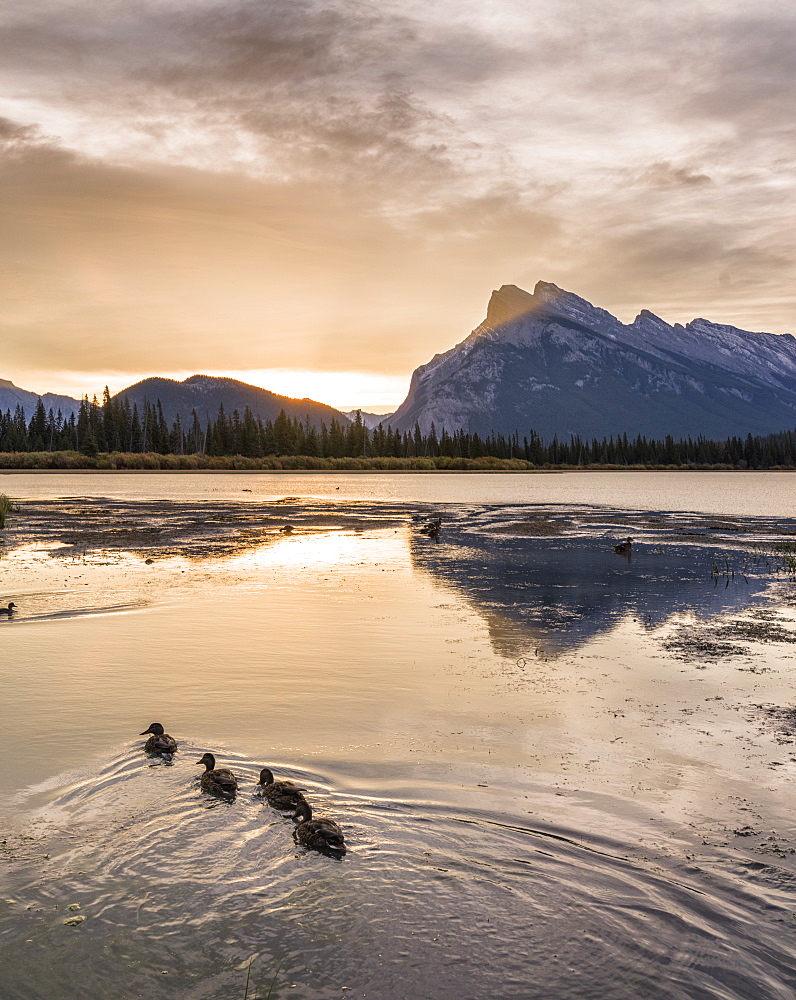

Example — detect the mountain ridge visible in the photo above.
[0,379,83,420]
[114,374,350,428]
[388,281,796,440]
[4,280,796,442]
[0,374,350,428]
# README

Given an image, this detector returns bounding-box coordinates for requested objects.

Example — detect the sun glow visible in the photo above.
[216,369,406,413]
[15,368,407,414]
[237,529,405,572]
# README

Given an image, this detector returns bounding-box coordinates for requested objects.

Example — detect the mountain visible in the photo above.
[0,379,82,419]
[389,282,796,440]
[342,409,394,429]
[113,374,349,428]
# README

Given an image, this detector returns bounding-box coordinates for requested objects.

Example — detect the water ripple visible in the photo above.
[1,746,795,999]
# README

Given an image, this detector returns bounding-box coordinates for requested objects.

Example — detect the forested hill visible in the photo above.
[113,374,347,429]
[1,392,795,469]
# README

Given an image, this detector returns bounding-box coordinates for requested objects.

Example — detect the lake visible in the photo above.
[1,472,795,999]
[3,468,796,515]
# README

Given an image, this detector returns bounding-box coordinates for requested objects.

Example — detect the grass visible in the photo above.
[0,494,15,529]
[0,449,789,472]
[0,450,535,471]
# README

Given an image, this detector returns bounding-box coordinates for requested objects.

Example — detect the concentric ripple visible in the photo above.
[2,746,795,1000]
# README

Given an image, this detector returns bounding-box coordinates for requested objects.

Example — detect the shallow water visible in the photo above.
[2,475,796,998]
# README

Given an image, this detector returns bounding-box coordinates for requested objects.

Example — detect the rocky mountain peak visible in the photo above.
[631,308,677,333]
[482,280,611,337]
[484,284,536,327]
[532,280,620,331]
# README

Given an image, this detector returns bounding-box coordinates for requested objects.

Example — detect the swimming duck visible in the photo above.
[139,722,177,756]
[257,767,307,811]
[292,799,346,854]
[419,517,442,539]
[0,602,16,616]
[196,752,238,800]
[613,536,633,555]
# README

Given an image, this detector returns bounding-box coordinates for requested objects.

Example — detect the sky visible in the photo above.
[1,0,795,412]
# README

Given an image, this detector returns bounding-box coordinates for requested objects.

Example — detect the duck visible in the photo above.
[0,602,16,616]
[420,517,442,539]
[613,536,633,555]
[196,752,238,800]
[139,722,177,756]
[257,767,307,811]
[292,799,346,854]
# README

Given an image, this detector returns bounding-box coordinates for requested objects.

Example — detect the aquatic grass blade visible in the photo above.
[244,957,253,1000]
[244,958,281,1000]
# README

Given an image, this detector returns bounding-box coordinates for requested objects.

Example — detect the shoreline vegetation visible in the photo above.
[1,393,795,470]
[0,450,795,472]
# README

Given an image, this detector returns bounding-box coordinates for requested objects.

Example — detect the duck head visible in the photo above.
[258,767,275,786]
[196,752,216,770]
[140,722,165,736]
[293,799,313,824]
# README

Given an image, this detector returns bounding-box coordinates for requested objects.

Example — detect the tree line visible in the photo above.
[1,390,796,468]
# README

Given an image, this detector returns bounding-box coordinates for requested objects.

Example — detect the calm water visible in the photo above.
[1,473,796,999]
[3,468,796,516]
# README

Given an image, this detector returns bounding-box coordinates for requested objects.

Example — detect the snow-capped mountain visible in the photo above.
[389,282,796,440]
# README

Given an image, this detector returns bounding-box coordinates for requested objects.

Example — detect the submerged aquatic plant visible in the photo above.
[708,540,796,586]
[709,552,748,587]
[746,541,796,578]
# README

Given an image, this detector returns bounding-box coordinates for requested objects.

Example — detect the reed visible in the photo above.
[746,540,796,577]
[0,494,15,528]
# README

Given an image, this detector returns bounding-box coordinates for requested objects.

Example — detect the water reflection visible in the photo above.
[411,522,774,657]
[3,499,783,659]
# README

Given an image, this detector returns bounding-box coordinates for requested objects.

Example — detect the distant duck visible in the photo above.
[196,752,238,800]
[257,767,307,811]
[613,537,633,555]
[280,523,294,534]
[139,722,177,757]
[420,517,442,539]
[292,799,346,854]
[0,602,16,616]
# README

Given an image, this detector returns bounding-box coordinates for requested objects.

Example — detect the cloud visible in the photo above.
[0,0,794,398]
[637,162,713,189]
[685,11,796,134]
[0,124,528,376]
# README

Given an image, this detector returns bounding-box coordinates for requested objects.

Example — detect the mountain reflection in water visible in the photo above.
[410,507,777,657]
